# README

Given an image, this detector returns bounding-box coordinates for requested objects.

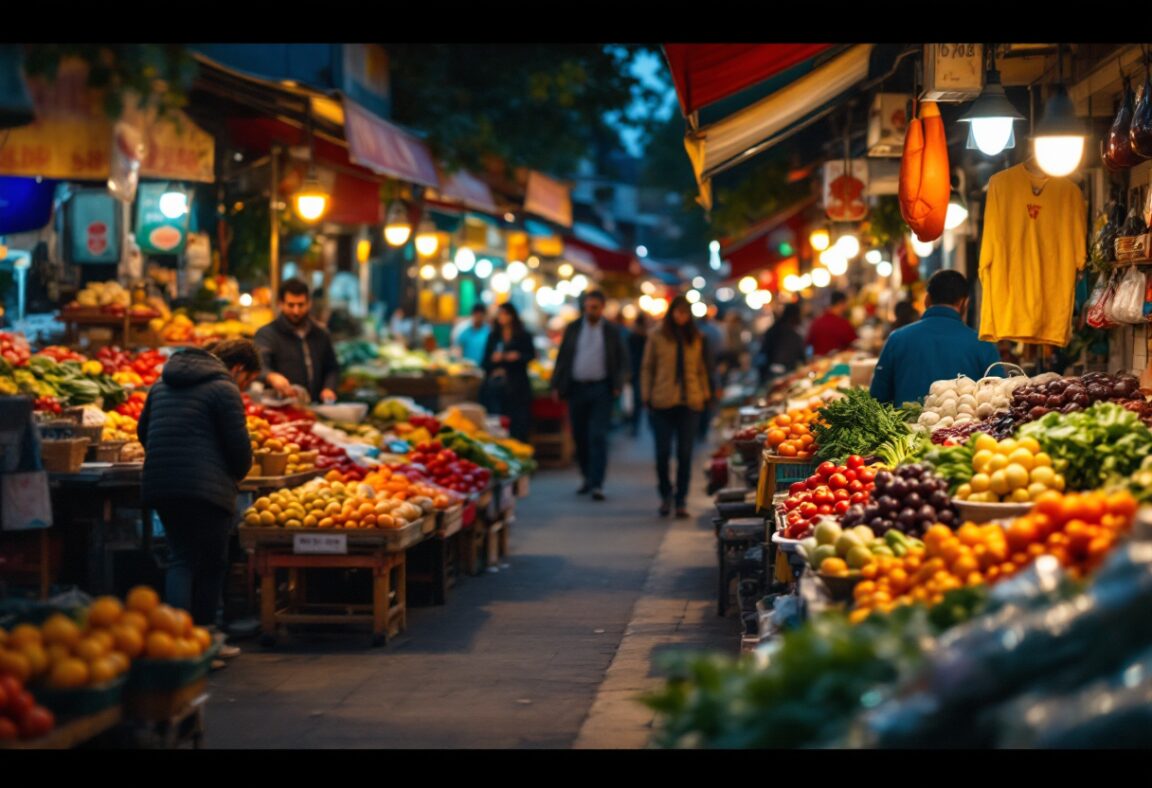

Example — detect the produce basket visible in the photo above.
[953,499,1034,524]
[87,441,125,463]
[127,643,219,692]
[124,677,206,722]
[436,504,464,538]
[260,452,289,476]
[41,438,90,473]
[34,675,127,717]
[73,424,104,445]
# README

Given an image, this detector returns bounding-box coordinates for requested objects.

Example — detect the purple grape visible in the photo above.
[897,508,918,527]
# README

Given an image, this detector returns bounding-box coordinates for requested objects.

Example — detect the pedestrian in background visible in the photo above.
[806,290,858,357]
[696,306,724,442]
[889,300,920,335]
[453,305,491,366]
[757,302,806,386]
[626,312,649,436]
[551,290,630,501]
[481,302,536,442]
[641,295,711,518]
[138,339,260,655]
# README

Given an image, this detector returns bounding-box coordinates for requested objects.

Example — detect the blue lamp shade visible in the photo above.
[0,176,56,234]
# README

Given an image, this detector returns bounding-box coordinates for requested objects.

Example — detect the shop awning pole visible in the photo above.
[270,145,281,298]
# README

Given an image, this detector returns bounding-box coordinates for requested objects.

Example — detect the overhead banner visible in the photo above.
[343,98,439,188]
[0,57,214,182]
[524,171,572,228]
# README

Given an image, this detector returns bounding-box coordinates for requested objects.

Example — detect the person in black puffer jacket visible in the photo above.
[138,340,260,627]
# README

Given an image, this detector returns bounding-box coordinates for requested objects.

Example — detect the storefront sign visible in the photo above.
[59,190,122,265]
[823,160,869,222]
[0,57,214,182]
[293,533,348,554]
[341,44,391,120]
[922,44,985,103]
[524,171,572,228]
[135,182,190,254]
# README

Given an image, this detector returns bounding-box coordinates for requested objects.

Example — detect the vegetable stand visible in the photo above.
[240,519,427,647]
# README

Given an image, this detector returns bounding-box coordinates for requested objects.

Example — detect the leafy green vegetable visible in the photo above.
[924,433,980,492]
[875,431,930,467]
[1019,403,1152,491]
[811,388,914,463]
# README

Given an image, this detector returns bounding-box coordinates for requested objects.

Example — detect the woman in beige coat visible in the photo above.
[640,295,712,517]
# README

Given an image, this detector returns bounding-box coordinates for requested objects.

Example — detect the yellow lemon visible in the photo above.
[1010,487,1032,504]
[1033,452,1053,468]
[972,450,995,475]
[1028,482,1050,500]
[988,454,1009,473]
[955,483,973,500]
[1017,437,1041,454]
[1030,466,1056,487]
[990,470,1011,497]
[970,473,992,493]
[1007,448,1035,471]
[1004,464,1030,491]
[974,434,999,454]
[996,439,1017,456]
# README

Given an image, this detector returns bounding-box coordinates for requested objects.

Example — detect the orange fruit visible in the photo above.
[88,629,115,653]
[191,627,213,652]
[144,632,177,660]
[45,643,71,665]
[175,638,201,659]
[41,614,81,649]
[1105,492,1138,520]
[9,624,43,650]
[47,657,90,689]
[172,609,194,638]
[0,650,31,682]
[149,606,182,638]
[106,651,131,675]
[777,442,798,457]
[18,643,49,679]
[74,636,109,663]
[120,610,149,633]
[87,597,123,629]
[89,657,118,685]
[111,625,144,658]
[126,586,161,615]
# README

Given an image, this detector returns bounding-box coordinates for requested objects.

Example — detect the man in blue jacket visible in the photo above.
[870,270,1000,406]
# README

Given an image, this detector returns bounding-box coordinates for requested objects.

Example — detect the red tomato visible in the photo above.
[817,504,834,516]
[834,500,851,515]
[849,492,868,504]
[834,488,850,502]
[828,473,849,490]
[799,503,818,519]
[786,511,802,526]
[848,480,865,494]
[784,498,800,512]
[848,455,865,469]
[857,468,877,484]
[19,706,54,740]
[806,475,823,491]
[844,470,858,483]
[8,691,33,720]
[0,718,17,741]
[817,462,838,479]
[789,482,807,496]
[813,489,835,506]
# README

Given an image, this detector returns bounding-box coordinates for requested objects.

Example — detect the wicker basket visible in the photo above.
[260,452,289,477]
[88,441,125,463]
[41,438,90,473]
[73,424,104,445]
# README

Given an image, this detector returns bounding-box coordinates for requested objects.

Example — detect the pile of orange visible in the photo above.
[362,466,457,509]
[764,405,824,459]
[849,490,1137,624]
[241,480,430,530]
[0,586,212,689]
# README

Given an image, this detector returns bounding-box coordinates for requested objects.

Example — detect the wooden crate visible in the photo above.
[125,679,207,722]
[41,438,90,473]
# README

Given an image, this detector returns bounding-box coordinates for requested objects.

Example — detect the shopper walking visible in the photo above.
[481,302,537,443]
[626,312,649,436]
[138,339,260,654]
[551,290,630,501]
[254,278,341,404]
[641,296,712,518]
[453,305,491,366]
[757,303,806,386]
[806,290,858,357]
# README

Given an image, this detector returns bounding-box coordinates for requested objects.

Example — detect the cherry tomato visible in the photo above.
[828,473,849,490]
[806,475,823,491]
[857,468,877,484]
[817,504,834,516]
[848,480,865,494]
[834,500,851,515]
[8,691,33,720]
[786,511,803,526]
[784,498,801,511]
[799,503,818,519]
[844,470,858,483]
[0,718,17,741]
[789,482,807,496]
[849,492,868,504]
[817,462,838,479]
[834,488,850,502]
[19,706,54,740]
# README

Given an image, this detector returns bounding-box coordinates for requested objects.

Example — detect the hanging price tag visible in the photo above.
[293,533,348,554]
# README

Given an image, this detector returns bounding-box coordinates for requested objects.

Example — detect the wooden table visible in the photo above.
[0,705,123,750]
[238,469,323,494]
[240,521,428,647]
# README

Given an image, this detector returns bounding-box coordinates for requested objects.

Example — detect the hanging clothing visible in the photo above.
[978,163,1087,347]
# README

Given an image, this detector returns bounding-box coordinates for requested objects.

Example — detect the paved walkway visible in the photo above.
[204,429,735,748]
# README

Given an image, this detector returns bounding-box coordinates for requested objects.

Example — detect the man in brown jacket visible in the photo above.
[640,296,711,517]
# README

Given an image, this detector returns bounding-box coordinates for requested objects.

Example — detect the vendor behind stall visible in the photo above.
[254,278,340,404]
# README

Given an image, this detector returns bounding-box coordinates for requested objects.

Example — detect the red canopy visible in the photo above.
[664,44,833,117]
[564,235,635,275]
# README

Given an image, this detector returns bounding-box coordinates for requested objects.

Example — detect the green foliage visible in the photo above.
[867,195,905,249]
[386,44,663,176]
[22,44,196,119]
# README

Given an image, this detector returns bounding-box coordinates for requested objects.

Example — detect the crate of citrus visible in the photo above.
[762,404,822,460]
[0,587,213,714]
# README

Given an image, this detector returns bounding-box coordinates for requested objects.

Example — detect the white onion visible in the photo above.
[977,403,995,419]
[929,380,951,396]
[920,411,940,426]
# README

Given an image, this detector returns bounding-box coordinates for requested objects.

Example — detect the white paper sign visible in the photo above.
[293,533,348,554]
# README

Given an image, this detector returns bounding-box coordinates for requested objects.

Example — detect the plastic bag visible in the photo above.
[1109,266,1148,324]
[1087,270,1121,328]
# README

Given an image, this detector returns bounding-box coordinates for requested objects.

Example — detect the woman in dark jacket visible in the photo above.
[481,303,537,442]
[757,302,806,386]
[138,339,260,628]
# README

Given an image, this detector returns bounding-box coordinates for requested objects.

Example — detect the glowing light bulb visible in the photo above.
[811,268,832,288]
[686,290,701,304]
[738,276,758,294]
[877,261,894,277]
[475,259,494,279]
[691,302,707,318]
[441,263,458,280]
[455,248,476,272]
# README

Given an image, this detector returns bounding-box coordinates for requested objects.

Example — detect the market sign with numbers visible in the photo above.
[923,44,985,103]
